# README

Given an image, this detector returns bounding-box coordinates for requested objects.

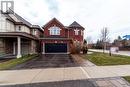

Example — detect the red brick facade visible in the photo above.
[41,18,85,54]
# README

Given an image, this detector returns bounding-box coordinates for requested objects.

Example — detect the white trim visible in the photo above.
[48,26,61,35]
[81,30,83,36]
[42,43,45,54]
[74,29,79,35]
[13,42,15,55]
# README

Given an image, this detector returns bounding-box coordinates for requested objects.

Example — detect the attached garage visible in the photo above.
[45,43,67,53]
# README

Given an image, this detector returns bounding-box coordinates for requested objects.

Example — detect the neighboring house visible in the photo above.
[40,18,85,54]
[123,35,130,40]
[123,35,130,46]
[0,10,43,58]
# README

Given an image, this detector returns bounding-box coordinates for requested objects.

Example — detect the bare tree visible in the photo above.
[86,36,93,44]
[100,27,109,53]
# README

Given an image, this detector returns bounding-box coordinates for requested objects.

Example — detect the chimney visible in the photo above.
[1,1,14,13]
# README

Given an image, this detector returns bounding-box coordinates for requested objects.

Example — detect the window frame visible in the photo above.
[74,29,79,35]
[19,26,21,31]
[49,26,61,35]
[81,30,83,36]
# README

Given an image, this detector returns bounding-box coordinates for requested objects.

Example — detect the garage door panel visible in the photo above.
[45,43,67,53]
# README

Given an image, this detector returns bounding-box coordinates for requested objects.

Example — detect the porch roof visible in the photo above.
[0,32,38,40]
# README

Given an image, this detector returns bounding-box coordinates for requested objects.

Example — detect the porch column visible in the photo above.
[17,36,21,58]
[42,43,45,54]
[67,43,70,54]
[13,42,15,55]
[30,40,35,54]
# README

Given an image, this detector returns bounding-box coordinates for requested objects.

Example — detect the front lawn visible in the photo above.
[82,52,130,66]
[123,76,130,83]
[0,54,38,70]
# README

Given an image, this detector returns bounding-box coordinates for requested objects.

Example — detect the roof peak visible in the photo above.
[43,18,64,28]
[69,21,84,29]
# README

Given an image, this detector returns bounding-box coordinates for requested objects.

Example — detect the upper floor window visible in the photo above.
[34,30,37,35]
[49,26,61,35]
[74,29,79,35]
[81,30,83,36]
[18,26,21,31]
[32,29,37,35]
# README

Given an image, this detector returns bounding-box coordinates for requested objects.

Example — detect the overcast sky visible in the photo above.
[2,0,130,43]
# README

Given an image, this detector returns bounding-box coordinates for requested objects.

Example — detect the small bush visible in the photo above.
[70,42,82,54]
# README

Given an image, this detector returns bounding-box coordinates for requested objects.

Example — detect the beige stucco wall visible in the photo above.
[6,20,15,31]
[0,14,15,32]
[0,13,31,34]
[15,25,30,34]
[0,14,7,32]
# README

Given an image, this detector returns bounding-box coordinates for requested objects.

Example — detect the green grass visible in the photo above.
[123,76,130,83]
[0,54,38,70]
[0,52,5,56]
[82,52,130,66]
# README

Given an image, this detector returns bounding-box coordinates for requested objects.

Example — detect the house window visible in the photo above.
[49,26,61,35]
[74,29,79,35]
[18,26,21,31]
[81,30,83,36]
[33,29,37,35]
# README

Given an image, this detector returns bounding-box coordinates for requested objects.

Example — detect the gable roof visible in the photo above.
[1,10,42,31]
[69,21,84,29]
[2,9,32,27]
[13,13,32,27]
[43,18,65,28]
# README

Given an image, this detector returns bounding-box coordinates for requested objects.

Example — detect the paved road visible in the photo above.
[12,54,79,69]
[89,49,130,56]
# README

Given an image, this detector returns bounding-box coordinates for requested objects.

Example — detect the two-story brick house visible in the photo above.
[41,18,84,54]
[0,10,43,58]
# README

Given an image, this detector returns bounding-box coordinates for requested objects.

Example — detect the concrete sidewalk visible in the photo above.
[0,66,130,87]
[0,67,87,86]
[100,65,130,77]
[83,65,130,78]
[89,49,130,56]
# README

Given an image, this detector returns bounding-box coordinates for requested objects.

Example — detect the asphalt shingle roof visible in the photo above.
[69,21,84,29]
[1,10,41,30]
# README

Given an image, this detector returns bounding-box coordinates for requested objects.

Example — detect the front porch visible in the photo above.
[0,32,39,58]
